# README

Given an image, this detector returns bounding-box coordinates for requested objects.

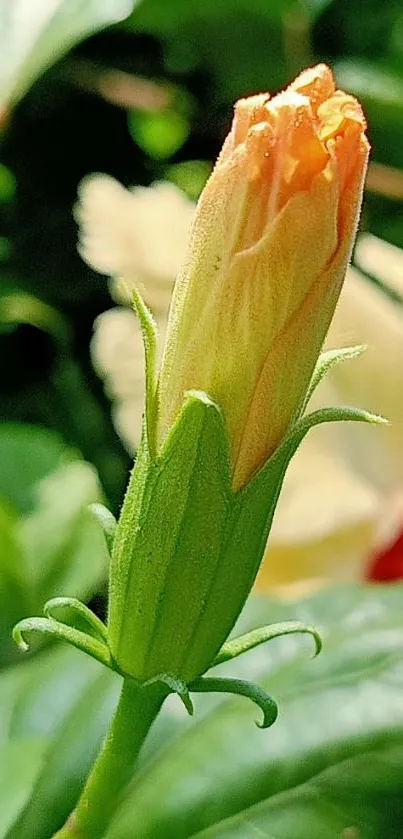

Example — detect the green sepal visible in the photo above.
[108,348,386,686]
[131,286,158,460]
[178,403,386,675]
[300,344,366,416]
[13,616,113,670]
[89,503,117,554]
[43,596,108,642]
[145,673,194,716]
[189,676,278,730]
[108,390,233,682]
[211,620,322,668]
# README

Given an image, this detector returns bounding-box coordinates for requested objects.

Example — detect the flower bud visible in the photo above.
[107,66,374,685]
[158,65,369,490]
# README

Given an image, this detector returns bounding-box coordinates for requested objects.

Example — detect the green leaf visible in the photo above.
[0,501,30,665]
[0,424,109,665]
[105,584,403,839]
[125,0,294,102]
[0,293,69,345]
[129,109,190,160]
[128,0,298,34]
[0,164,16,203]
[19,460,109,607]
[0,0,141,108]
[192,743,403,837]
[0,739,47,838]
[1,645,120,839]
[165,160,211,201]
[0,423,69,515]
[335,59,403,169]
[3,585,403,838]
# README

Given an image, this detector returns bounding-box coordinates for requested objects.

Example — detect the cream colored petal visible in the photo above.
[355,233,403,296]
[374,490,403,554]
[318,265,403,491]
[112,398,145,454]
[91,308,145,401]
[255,434,380,590]
[76,175,194,307]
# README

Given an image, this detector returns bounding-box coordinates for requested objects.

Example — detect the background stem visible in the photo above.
[53,678,167,838]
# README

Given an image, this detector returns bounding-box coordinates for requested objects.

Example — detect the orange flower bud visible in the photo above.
[158,65,369,490]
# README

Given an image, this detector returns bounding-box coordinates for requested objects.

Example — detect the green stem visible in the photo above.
[53,678,167,838]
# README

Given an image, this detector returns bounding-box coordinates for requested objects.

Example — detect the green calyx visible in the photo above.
[106,296,384,684]
[107,337,384,684]
[13,604,321,731]
[12,310,386,729]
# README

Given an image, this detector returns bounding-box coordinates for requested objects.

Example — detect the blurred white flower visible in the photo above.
[76,173,403,587]
[257,244,403,589]
[75,174,195,307]
[76,174,195,449]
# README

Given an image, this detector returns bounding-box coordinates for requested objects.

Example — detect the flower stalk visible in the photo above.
[53,678,167,839]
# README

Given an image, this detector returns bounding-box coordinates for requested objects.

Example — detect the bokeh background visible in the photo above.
[2,4,403,838]
[1,0,403,651]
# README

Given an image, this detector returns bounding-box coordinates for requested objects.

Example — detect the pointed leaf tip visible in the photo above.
[301,344,367,415]
[89,503,117,553]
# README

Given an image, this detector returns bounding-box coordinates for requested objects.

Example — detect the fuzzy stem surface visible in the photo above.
[53,677,167,838]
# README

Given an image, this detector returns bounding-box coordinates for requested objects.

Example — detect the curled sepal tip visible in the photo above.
[189,676,278,729]
[13,616,113,670]
[212,620,322,668]
[89,503,117,554]
[145,673,194,716]
[43,596,108,642]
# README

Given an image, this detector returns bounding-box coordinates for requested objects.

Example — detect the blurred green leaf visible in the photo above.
[105,584,403,839]
[0,501,30,663]
[299,0,333,17]
[0,424,108,665]
[129,109,190,160]
[126,0,294,101]
[0,164,16,202]
[165,160,211,201]
[19,460,109,604]
[128,0,297,32]
[0,502,24,590]
[335,59,403,168]
[1,645,119,839]
[0,292,70,344]
[0,738,47,838]
[2,585,403,838]
[192,744,403,838]
[0,423,71,515]
[0,0,141,108]
[0,237,11,262]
